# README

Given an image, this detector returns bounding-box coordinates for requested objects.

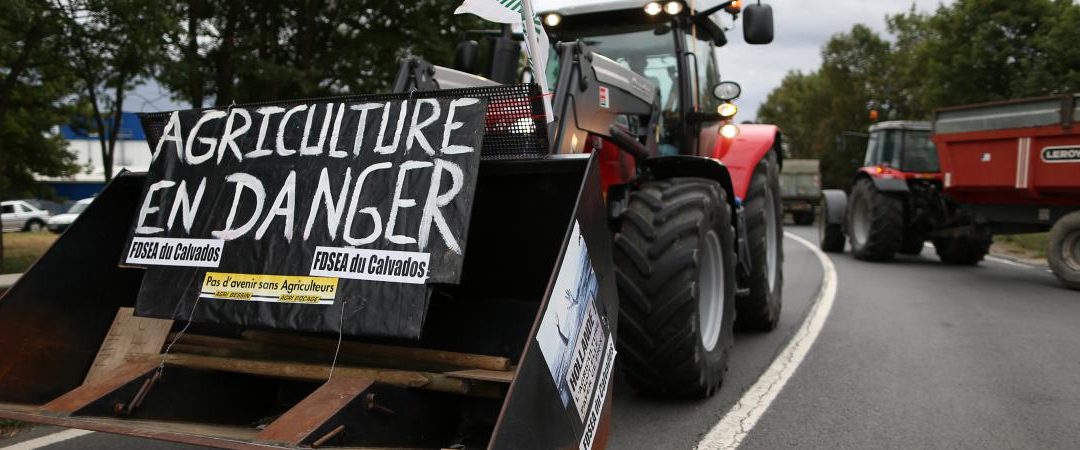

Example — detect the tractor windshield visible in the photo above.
[554,24,681,154]
[901,131,939,173]
[866,128,939,173]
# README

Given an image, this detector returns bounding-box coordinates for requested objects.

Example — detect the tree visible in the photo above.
[759,25,894,189]
[889,0,1080,113]
[54,0,172,183]
[0,1,80,267]
[759,0,1080,190]
[157,0,479,108]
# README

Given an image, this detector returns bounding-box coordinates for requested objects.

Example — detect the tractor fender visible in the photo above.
[855,168,910,193]
[708,124,782,199]
[640,155,737,212]
[821,189,848,227]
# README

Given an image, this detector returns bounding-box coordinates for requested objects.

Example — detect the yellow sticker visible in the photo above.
[200,272,338,305]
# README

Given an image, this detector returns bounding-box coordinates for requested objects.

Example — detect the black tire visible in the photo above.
[932,232,989,265]
[793,210,814,225]
[737,151,783,332]
[847,178,903,261]
[1047,211,1080,290]
[899,232,925,255]
[613,177,737,397]
[819,194,845,253]
[24,219,45,232]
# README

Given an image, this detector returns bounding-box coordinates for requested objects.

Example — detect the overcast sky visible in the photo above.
[130,0,953,118]
[718,0,952,120]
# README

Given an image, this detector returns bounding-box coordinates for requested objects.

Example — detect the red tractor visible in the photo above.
[396,0,786,395]
[819,94,1080,290]
[818,121,990,263]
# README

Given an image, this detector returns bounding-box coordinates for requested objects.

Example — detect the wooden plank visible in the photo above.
[84,308,172,385]
[40,361,158,416]
[444,369,515,384]
[255,377,373,446]
[242,330,512,371]
[126,353,479,395]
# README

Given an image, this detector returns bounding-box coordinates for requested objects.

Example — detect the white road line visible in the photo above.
[985,255,1033,269]
[697,232,839,450]
[0,429,95,450]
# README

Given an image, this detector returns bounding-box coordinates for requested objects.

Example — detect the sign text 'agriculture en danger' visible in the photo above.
[127,92,486,338]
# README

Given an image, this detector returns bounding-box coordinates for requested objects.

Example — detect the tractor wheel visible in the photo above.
[613,177,736,397]
[899,232,925,255]
[847,178,903,261]
[793,209,814,225]
[819,191,846,253]
[738,151,783,332]
[932,232,989,265]
[1047,211,1080,290]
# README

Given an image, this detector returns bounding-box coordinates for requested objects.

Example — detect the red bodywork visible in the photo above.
[587,123,780,198]
[856,165,943,182]
[934,124,1080,207]
[705,123,781,199]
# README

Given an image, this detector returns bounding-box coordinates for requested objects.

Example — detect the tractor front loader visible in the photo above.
[0,1,783,449]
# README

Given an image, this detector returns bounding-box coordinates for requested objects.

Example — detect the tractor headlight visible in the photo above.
[720,123,740,139]
[543,13,561,27]
[663,1,684,15]
[644,2,663,15]
[718,102,738,118]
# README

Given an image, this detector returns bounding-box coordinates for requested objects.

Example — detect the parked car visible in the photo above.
[46,197,94,233]
[1,200,50,232]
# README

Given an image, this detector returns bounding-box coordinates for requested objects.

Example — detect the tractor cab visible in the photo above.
[863,121,940,177]
[537,0,773,156]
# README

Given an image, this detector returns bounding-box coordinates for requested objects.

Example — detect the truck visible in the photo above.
[780,159,820,225]
[819,96,1080,289]
[0,1,786,448]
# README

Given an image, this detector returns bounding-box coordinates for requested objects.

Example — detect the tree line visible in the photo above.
[0,0,476,262]
[758,0,1080,189]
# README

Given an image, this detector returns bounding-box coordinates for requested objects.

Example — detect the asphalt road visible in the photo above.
[4,225,1078,449]
[739,226,1080,449]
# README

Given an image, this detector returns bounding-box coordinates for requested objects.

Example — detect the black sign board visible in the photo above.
[128,92,486,338]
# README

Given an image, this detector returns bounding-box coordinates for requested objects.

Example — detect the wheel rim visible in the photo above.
[851,196,870,247]
[1064,230,1080,272]
[764,187,779,291]
[29,222,41,232]
[698,230,724,351]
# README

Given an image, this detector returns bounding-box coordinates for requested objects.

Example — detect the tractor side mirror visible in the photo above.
[713,81,742,101]
[454,40,480,74]
[743,3,774,44]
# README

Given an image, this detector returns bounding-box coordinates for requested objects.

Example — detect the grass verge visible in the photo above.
[993,232,1049,262]
[1,231,58,274]
[0,419,30,438]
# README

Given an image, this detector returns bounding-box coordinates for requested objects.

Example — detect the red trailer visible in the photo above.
[933,94,1080,289]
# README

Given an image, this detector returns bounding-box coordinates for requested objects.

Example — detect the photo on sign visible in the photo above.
[536,221,599,409]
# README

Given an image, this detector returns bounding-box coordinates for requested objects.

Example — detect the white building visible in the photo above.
[45,112,151,200]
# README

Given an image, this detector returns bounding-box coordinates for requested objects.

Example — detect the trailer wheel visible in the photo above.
[847,178,902,261]
[932,232,989,265]
[613,177,736,397]
[793,210,815,225]
[819,190,847,253]
[738,151,783,332]
[1047,211,1080,290]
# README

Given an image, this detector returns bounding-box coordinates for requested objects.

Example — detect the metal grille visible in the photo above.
[139,84,550,160]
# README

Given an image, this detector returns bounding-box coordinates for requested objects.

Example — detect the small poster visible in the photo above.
[129,93,486,338]
[536,221,614,424]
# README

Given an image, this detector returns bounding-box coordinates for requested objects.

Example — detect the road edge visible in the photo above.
[697,231,838,449]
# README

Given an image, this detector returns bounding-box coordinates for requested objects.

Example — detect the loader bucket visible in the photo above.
[0,125,619,448]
